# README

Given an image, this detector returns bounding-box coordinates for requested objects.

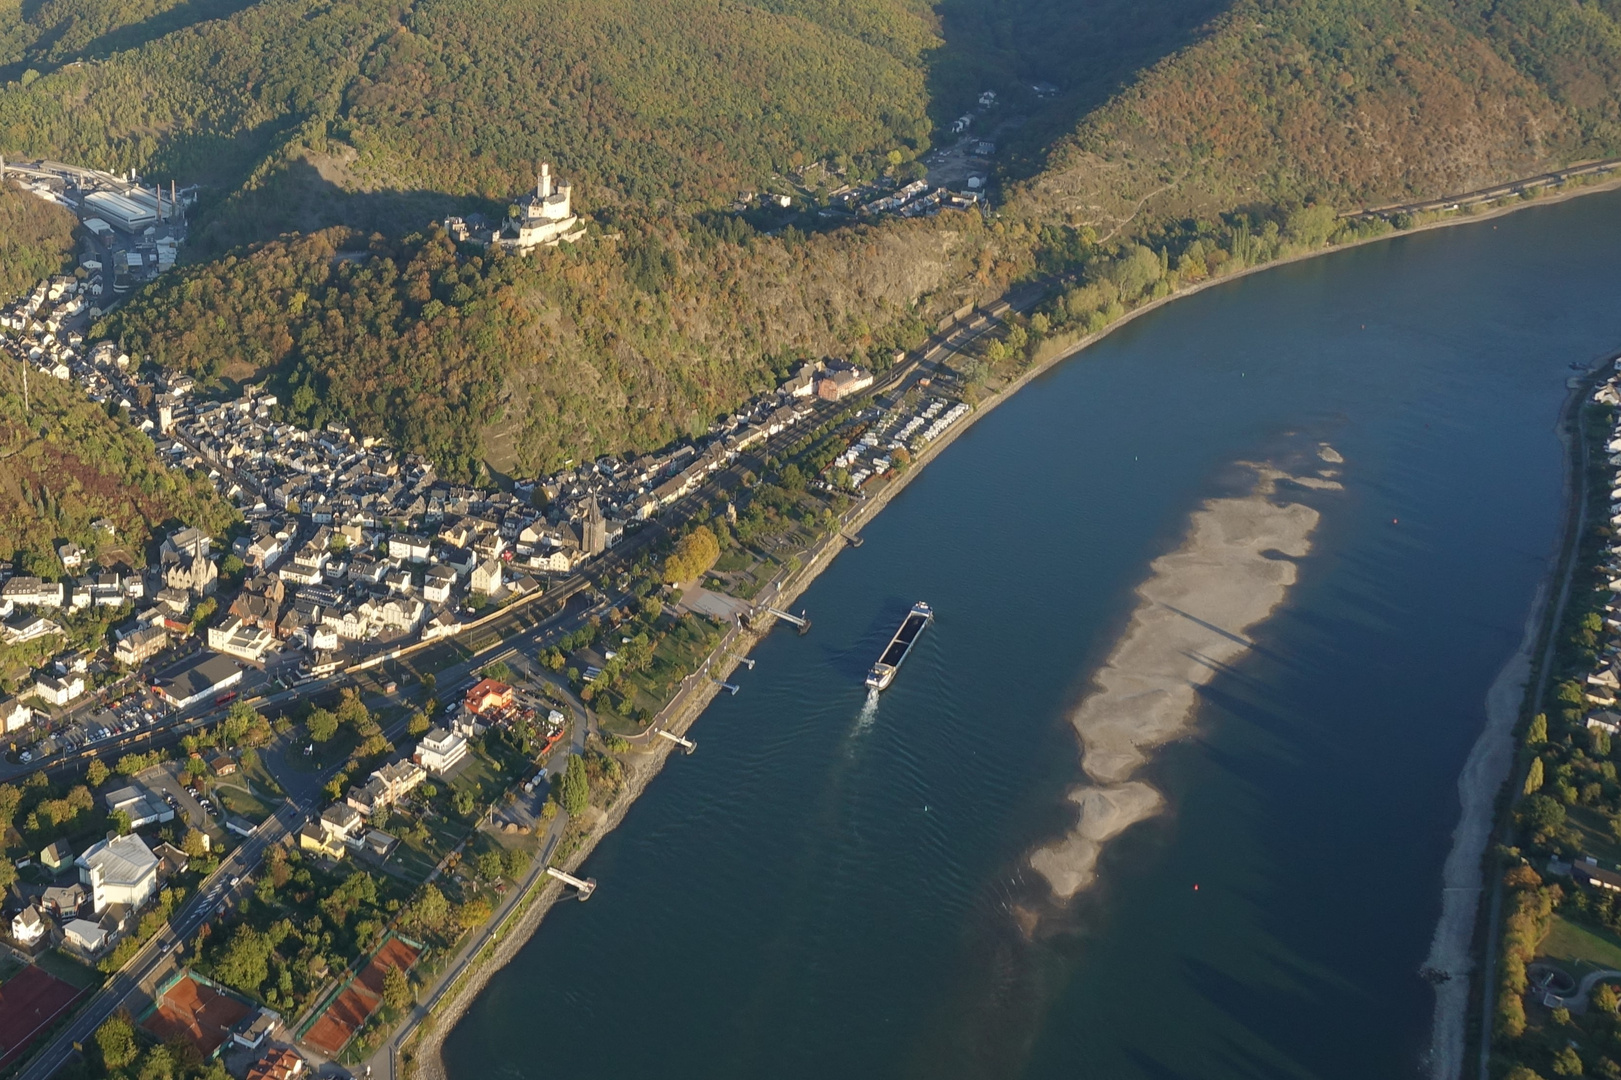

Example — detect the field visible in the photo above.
[0,965,85,1068]
[1564,807,1621,867]
[1539,914,1621,976]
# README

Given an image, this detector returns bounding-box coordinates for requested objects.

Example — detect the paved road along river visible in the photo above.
[443,191,1621,1078]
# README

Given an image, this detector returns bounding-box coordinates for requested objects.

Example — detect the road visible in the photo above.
[361,656,594,1080]
[14,799,303,1080]
[1352,156,1621,220]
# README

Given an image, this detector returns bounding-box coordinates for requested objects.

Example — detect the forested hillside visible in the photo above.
[0,0,945,243]
[0,356,234,573]
[1012,0,1621,235]
[102,215,1007,480]
[0,181,76,301]
[24,0,1621,487]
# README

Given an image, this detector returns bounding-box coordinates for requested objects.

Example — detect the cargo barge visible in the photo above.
[866,602,933,690]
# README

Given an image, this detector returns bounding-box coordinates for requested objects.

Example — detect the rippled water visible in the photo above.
[444,193,1621,1079]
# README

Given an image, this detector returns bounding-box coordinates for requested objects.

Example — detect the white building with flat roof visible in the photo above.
[413,727,469,776]
[78,833,160,913]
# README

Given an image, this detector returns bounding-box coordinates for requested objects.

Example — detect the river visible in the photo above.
[442,192,1621,1078]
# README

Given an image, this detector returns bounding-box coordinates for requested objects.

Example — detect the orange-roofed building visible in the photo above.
[245,1047,305,1080]
[464,678,514,716]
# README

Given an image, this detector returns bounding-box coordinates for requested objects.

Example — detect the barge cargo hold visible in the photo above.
[866,602,933,690]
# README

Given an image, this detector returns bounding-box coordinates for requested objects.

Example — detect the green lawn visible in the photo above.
[450,749,507,805]
[594,613,724,734]
[284,724,362,775]
[1540,914,1621,975]
[1566,806,1621,866]
[215,778,275,824]
[34,950,105,990]
[239,753,286,800]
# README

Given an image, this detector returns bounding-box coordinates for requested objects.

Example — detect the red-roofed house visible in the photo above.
[464,678,513,716]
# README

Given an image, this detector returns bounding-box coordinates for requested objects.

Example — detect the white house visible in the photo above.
[2,613,63,645]
[63,918,106,955]
[207,615,276,663]
[56,542,84,570]
[29,674,84,707]
[11,906,44,945]
[471,559,502,597]
[413,727,469,776]
[78,833,160,913]
[0,578,64,608]
[387,535,432,563]
[422,565,456,604]
[0,697,32,733]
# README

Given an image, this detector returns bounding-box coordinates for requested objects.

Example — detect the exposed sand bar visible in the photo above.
[1030,462,1331,899]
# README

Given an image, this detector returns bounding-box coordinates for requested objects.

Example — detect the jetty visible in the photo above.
[545,866,597,900]
[655,729,696,754]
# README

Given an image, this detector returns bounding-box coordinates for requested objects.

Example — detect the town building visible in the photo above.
[414,727,469,776]
[104,784,175,829]
[817,364,875,401]
[153,653,242,709]
[29,674,84,707]
[11,906,44,946]
[63,918,106,956]
[40,840,72,872]
[471,558,502,597]
[345,760,426,815]
[464,678,514,716]
[0,697,32,734]
[2,612,63,645]
[114,623,168,666]
[78,833,160,913]
[207,615,276,663]
[1,577,64,608]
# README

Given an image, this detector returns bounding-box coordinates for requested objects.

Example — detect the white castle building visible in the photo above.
[501,164,583,251]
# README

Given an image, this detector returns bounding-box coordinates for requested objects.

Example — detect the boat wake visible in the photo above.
[855,687,880,729]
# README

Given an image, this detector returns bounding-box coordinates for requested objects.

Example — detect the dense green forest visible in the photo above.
[0,180,76,300]
[1012,0,1621,233]
[0,0,949,244]
[101,214,1005,480]
[0,352,235,572]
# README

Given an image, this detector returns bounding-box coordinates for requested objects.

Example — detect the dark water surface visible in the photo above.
[444,194,1621,1079]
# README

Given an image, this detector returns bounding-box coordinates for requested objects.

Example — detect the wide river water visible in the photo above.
[444,192,1621,1078]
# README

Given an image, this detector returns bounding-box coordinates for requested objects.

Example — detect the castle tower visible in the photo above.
[538,163,554,200]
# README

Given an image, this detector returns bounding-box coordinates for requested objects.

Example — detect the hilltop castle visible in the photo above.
[442,163,586,252]
[502,164,584,250]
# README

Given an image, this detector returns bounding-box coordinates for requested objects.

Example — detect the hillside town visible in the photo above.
[0,148,1011,1080]
[0,217,912,753]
